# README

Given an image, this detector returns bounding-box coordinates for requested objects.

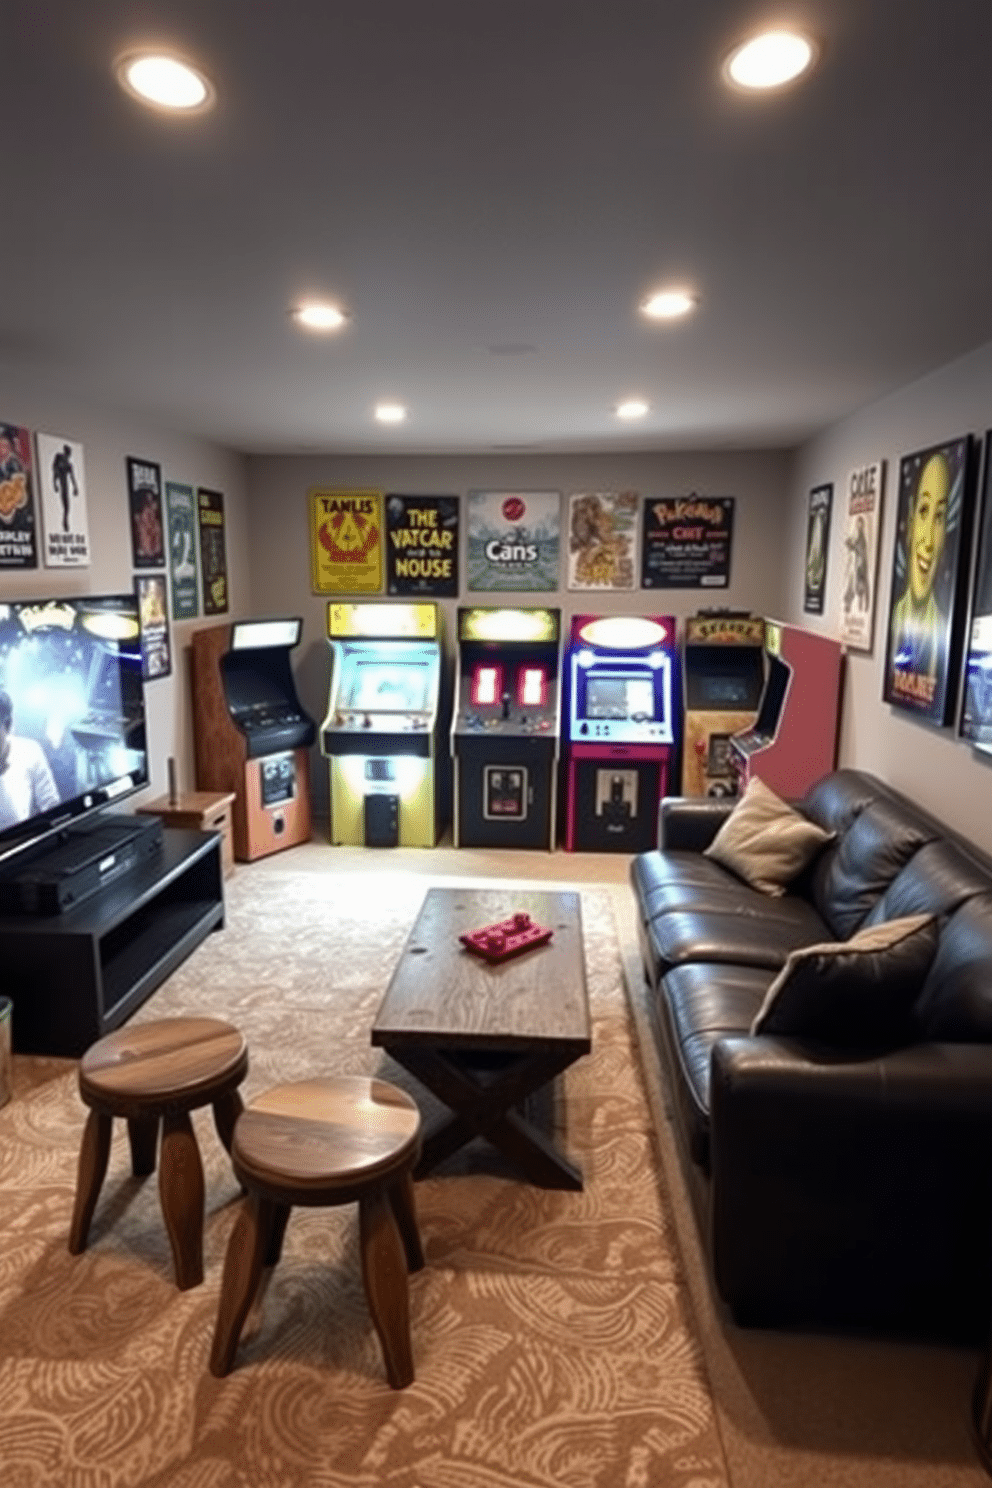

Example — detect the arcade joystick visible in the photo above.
[501,691,511,720]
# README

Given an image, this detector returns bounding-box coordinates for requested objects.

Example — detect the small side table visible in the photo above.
[139,791,236,878]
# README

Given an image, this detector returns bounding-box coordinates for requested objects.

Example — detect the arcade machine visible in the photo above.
[451,606,561,849]
[320,601,447,848]
[729,619,843,799]
[191,618,315,861]
[681,611,766,796]
[562,613,678,852]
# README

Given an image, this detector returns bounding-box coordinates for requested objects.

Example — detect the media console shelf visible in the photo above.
[0,828,225,1057]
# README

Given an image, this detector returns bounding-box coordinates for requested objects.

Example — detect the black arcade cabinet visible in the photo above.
[191,618,316,861]
[562,613,678,851]
[451,606,561,849]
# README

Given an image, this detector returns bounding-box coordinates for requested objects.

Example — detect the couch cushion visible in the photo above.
[703,775,834,897]
[914,894,992,1041]
[646,902,829,977]
[863,839,992,926]
[811,796,939,939]
[751,913,939,1047]
[656,961,775,1166]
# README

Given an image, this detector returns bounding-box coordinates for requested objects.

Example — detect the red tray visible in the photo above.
[459,911,553,963]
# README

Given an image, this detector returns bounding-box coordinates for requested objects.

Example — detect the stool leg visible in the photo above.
[68,1109,112,1255]
[388,1169,425,1273]
[159,1110,205,1290]
[127,1115,159,1176]
[212,1089,244,1154]
[210,1192,282,1377]
[266,1203,291,1267]
[359,1187,414,1389]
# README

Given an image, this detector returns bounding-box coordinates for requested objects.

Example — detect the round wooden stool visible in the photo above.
[209,1075,424,1386]
[68,1016,249,1290]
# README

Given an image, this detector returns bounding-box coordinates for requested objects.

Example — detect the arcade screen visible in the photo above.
[585,675,655,720]
[0,594,148,860]
[685,647,764,710]
[344,659,431,713]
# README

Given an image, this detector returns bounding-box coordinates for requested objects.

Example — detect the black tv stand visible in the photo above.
[0,813,166,916]
[0,827,225,1056]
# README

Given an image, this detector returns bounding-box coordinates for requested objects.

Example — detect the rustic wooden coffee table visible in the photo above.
[371,887,591,1189]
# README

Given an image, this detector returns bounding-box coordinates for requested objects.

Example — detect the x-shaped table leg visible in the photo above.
[385,1043,584,1190]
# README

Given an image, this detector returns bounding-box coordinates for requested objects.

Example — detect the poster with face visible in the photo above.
[127,457,165,568]
[35,432,90,568]
[0,421,39,568]
[467,491,560,591]
[882,436,974,725]
[567,491,638,591]
[960,430,992,752]
[803,483,832,615]
[839,460,885,652]
[135,573,172,680]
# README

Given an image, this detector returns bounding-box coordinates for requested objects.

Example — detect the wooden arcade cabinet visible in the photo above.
[681,611,765,796]
[191,619,316,861]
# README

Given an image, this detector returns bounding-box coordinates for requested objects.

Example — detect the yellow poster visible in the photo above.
[309,488,384,594]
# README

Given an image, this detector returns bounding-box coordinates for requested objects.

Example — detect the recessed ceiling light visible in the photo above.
[616,399,649,420]
[293,302,348,331]
[724,30,817,90]
[116,52,213,111]
[375,403,407,424]
[640,289,696,321]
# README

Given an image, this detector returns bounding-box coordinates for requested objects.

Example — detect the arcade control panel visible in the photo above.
[328,710,432,735]
[459,911,554,963]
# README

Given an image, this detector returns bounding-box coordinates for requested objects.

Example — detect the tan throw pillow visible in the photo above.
[750,912,938,1047]
[703,775,834,897]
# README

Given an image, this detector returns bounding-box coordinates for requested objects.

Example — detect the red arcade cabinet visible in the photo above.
[563,613,677,852]
[729,620,843,799]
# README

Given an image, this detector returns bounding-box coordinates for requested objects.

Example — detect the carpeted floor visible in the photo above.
[0,852,730,1488]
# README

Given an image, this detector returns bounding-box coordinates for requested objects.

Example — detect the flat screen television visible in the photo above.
[0,593,148,866]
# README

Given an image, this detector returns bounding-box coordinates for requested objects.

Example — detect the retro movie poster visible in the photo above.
[135,573,172,680]
[641,494,734,589]
[466,490,560,591]
[567,491,638,591]
[0,421,39,568]
[310,488,383,594]
[126,456,166,569]
[803,483,832,614]
[35,432,90,568]
[839,460,885,652]
[197,487,229,615]
[960,430,992,753]
[385,494,459,596]
[166,480,200,620]
[882,435,974,726]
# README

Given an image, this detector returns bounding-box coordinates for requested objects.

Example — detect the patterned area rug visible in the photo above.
[0,861,729,1488]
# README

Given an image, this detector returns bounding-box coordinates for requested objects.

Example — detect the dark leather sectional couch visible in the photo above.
[631,768,992,1341]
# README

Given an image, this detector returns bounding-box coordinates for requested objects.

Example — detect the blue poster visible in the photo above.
[165,481,200,620]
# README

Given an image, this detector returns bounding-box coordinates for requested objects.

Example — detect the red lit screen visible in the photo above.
[472,665,502,706]
[519,667,546,707]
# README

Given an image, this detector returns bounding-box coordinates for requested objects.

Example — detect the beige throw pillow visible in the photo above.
[703,775,834,897]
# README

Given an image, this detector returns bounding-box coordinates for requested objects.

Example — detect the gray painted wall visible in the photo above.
[245,449,792,817]
[781,340,992,854]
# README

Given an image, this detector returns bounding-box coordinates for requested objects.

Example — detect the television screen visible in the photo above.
[585,674,655,720]
[0,594,148,862]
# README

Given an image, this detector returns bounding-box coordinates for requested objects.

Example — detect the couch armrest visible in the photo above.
[658,796,734,852]
[707,1035,992,1336]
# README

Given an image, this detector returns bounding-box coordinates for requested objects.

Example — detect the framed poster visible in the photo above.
[135,573,172,680]
[197,487,229,615]
[385,494,459,596]
[310,488,383,594]
[126,457,165,569]
[839,460,885,652]
[803,483,832,615]
[567,491,638,591]
[466,490,560,591]
[882,435,975,725]
[960,431,992,752]
[0,421,39,568]
[641,494,734,589]
[35,432,90,567]
[165,481,200,620]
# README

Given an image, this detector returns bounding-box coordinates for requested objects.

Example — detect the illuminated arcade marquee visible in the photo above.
[563,614,676,851]
[451,606,561,849]
[321,602,446,847]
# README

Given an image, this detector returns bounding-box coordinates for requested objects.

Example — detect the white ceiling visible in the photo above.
[4,0,992,456]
